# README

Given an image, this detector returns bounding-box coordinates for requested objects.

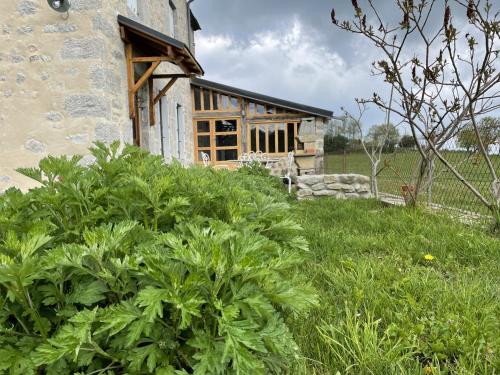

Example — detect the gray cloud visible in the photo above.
[190,0,476,129]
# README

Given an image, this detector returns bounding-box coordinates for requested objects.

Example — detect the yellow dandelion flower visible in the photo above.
[424,254,435,261]
[423,365,433,374]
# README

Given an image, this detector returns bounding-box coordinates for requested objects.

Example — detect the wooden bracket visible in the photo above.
[154,77,178,105]
[132,61,161,93]
[125,43,136,119]
[149,77,155,126]
[124,45,193,121]
[152,73,189,79]
[131,56,172,63]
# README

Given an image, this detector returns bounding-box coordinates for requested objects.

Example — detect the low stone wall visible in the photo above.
[296,174,372,200]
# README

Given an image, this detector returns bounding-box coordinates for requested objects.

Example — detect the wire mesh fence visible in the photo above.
[322,143,500,217]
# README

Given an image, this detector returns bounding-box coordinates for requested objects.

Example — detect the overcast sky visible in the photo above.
[190,0,398,128]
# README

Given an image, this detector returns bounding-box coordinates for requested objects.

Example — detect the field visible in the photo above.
[324,150,500,216]
[289,198,500,374]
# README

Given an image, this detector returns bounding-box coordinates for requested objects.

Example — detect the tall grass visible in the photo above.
[287,199,499,374]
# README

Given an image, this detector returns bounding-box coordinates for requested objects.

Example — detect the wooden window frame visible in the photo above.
[245,101,302,118]
[247,120,302,156]
[192,88,241,113]
[193,117,241,164]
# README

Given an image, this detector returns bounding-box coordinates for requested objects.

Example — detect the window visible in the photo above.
[168,1,176,38]
[249,122,302,155]
[215,119,237,132]
[193,87,201,111]
[212,92,219,110]
[248,102,255,114]
[221,95,229,110]
[192,88,241,112]
[203,90,211,111]
[266,106,275,115]
[127,0,138,14]
[194,119,240,163]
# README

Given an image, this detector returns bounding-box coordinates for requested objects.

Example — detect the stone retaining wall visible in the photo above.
[296,174,372,200]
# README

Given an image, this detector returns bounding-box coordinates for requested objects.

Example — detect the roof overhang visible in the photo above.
[118,15,204,76]
[117,15,204,124]
[191,78,333,119]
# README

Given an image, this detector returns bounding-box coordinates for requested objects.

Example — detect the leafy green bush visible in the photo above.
[0,143,317,374]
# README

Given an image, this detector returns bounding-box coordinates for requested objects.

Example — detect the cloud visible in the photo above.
[195,17,390,124]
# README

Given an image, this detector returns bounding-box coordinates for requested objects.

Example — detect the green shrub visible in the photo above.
[0,143,317,374]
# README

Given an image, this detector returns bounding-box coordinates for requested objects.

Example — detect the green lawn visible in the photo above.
[288,198,500,375]
[324,150,500,216]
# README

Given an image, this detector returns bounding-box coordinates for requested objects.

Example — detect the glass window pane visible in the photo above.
[216,149,238,161]
[231,97,239,109]
[276,107,284,114]
[287,123,295,151]
[221,95,229,109]
[268,124,276,153]
[278,123,286,153]
[198,150,211,161]
[198,135,210,148]
[197,121,210,133]
[194,87,201,111]
[216,135,238,147]
[215,119,237,132]
[266,106,275,114]
[258,126,266,152]
[249,102,256,114]
[257,104,265,115]
[203,90,211,110]
[212,92,219,110]
[250,124,257,152]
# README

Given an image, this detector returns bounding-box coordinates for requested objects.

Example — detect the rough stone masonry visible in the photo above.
[296,174,372,200]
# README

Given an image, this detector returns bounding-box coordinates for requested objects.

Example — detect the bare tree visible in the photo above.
[342,102,401,198]
[331,0,500,223]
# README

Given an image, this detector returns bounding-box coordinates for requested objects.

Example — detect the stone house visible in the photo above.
[0,0,332,192]
[1,0,203,191]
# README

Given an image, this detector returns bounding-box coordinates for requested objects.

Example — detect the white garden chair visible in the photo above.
[238,152,250,167]
[281,151,295,194]
[201,152,210,167]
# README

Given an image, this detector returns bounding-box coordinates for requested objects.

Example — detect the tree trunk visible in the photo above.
[371,161,379,199]
[427,154,435,206]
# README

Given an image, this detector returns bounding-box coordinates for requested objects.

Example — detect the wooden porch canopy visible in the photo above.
[118,15,204,123]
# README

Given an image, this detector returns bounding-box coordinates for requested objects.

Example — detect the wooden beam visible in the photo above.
[120,26,128,42]
[132,61,161,93]
[125,43,135,119]
[154,77,178,105]
[131,56,172,63]
[149,77,155,126]
[152,73,190,79]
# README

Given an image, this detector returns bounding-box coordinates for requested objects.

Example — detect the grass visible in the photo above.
[287,198,500,374]
[324,150,500,216]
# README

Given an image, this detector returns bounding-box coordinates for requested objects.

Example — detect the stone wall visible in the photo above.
[0,0,195,192]
[296,174,372,200]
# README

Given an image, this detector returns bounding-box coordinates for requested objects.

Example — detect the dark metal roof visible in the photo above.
[191,78,333,118]
[117,15,204,75]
